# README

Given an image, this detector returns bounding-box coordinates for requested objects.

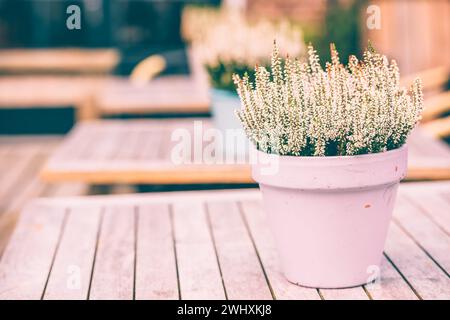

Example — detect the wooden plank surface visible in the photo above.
[0,76,104,108]
[0,136,88,255]
[0,182,449,299]
[320,287,369,300]
[405,192,450,234]
[394,196,450,273]
[0,136,90,271]
[0,74,207,119]
[172,201,225,300]
[0,48,208,119]
[240,200,321,300]
[89,205,135,300]
[44,206,101,300]
[384,223,450,299]
[94,47,210,115]
[135,203,178,300]
[0,49,119,74]
[95,76,210,115]
[366,255,418,300]
[41,119,450,184]
[0,204,66,299]
[207,201,272,300]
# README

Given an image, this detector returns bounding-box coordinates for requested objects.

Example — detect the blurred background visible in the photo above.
[0,0,449,251]
[0,0,449,296]
[0,0,448,134]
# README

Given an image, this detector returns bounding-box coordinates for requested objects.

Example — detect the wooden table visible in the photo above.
[0,76,106,120]
[94,75,210,116]
[41,119,250,184]
[0,182,449,300]
[0,75,209,121]
[41,119,450,184]
[0,48,210,120]
[92,47,210,116]
[0,51,115,120]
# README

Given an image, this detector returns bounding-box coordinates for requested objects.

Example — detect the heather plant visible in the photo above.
[192,9,304,92]
[181,5,221,45]
[234,43,423,156]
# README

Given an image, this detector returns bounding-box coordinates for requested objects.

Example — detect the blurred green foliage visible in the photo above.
[204,0,367,92]
[304,0,367,65]
[206,61,265,93]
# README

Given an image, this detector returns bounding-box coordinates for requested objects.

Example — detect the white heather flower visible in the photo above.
[234,43,424,156]
[192,8,304,69]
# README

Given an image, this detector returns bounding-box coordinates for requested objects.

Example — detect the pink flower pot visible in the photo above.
[252,146,408,288]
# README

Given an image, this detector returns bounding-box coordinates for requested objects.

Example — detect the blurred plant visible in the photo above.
[234,43,424,156]
[181,4,221,44]
[182,6,305,92]
[304,0,366,66]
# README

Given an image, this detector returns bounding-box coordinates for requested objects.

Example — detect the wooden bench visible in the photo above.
[0,50,117,120]
[0,76,106,121]
[0,49,119,75]
[0,75,209,121]
[40,119,450,184]
[92,47,210,117]
[0,182,449,300]
[93,75,210,117]
[421,90,450,139]
[423,91,450,122]
[400,66,449,97]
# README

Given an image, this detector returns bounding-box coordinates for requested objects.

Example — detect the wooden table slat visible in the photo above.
[240,200,321,300]
[44,206,101,300]
[0,145,42,201]
[0,205,66,299]
[207,201,272,300]
[366,255,418,300]
[320,287,369,300]
[0,49,119,74]
[136,129,163,161]
[404,192,450,234]
[172,201,226,300]
[135,203,178,300]
[394,196,450,273]
[384,223,450,300]
[89,205,135,300]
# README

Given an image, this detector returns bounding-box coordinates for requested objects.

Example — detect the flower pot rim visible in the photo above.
[252,144,408,190]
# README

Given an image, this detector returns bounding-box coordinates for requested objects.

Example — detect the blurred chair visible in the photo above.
[90,46,210,118]
[129,54,167,87]
[422,88,450,139]
[0,48,120,134]
[422,116,450,139]
[400,66,450,97]
[401,66,450,140]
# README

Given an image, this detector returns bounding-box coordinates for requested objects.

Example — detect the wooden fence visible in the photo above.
[248,0,450,76]
[364,0,450,75]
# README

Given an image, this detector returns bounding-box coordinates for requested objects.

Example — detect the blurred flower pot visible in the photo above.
[210,89,247,156]
[252,146,408,288]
